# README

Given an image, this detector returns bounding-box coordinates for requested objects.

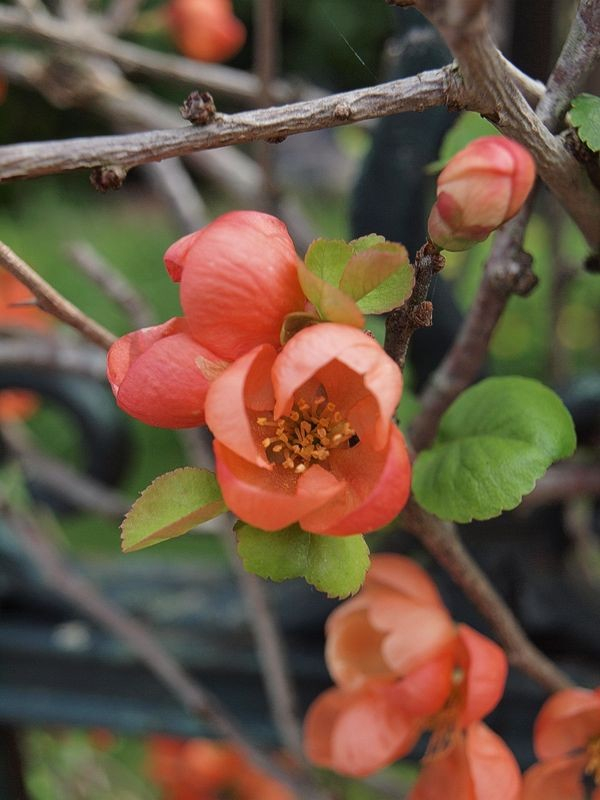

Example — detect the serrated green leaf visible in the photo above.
[122,467,226,552]
[236,522,370,598]
[570,93,600,153]
[426,112,498,174]
[412,377,577,523]
[304,238,353,285]
[348,245,415,314]
[297,258,364,327]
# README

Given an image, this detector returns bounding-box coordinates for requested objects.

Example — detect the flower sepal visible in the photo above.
[235,521,371,599]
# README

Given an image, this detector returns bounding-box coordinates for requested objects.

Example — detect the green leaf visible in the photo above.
[304,238,353,285]
[349,245,415,314]
[280,311,321,344]
[570,93,600,153]
[236,522,370,598]
[426,112,498,173]
[412,377,577,523]
[349,234,387,253]
[122,467,226,552]
[297,258,364,327]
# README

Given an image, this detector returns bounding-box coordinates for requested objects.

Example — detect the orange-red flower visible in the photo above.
[409,723,521,800]
[303,554,508,776]
[164,211,305,362]
[205,324,411,535]
[427,136,536,252]
[148,736,294,800]
[107,211,306,427]
[522,687,600,799]
[167,0,246,63]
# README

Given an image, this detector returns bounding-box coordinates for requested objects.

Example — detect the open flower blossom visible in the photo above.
[409,722,521,800]
[427,136,536,252]
[107,211,306,428]
[204,324,411,535]
[523,687,600,799]
[303,554,508,776]
[167,0,246,63]
[148,736,295,800]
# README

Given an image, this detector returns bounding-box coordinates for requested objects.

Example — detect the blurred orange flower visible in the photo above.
[523,687,600,799]
[148,736,295,800]
[167,0,246,63]
[304,554,508,777]
[0,270,51,421]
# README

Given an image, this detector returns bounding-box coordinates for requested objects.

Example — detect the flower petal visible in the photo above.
[390,651,455,717]
[533,687,600,760]
[304,685,420,777]
[272,323,402,449]
[214,441,344,530]
[457,625,508,727]
[167,211,306,360]
[299,426,411,535]
[107,317,220,428]
[365,554,447,608]
[522,755,587,800]
[205,343,276,466]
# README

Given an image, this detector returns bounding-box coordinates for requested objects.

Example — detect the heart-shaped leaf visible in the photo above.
[122,467,226,552]
[412,377,576,522]
[236,522,370,598]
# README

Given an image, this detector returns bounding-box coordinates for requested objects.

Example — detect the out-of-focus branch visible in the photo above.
[65,240,156,329]
[401,498,574,693]
[521,463,600,510]
[410,206,536,451]
[102,0,144,34]
[0,241,116,349]
[141,160,208,235]
[535,0,600,131]
[1,493,325,799]
[0,5,298,104]
[0,337,106,380]
[0,67,464,181]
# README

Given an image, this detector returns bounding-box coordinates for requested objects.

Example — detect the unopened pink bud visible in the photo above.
[427,136,536,252]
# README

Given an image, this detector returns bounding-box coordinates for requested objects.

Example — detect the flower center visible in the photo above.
[257,395,357,474]
[585,736,600,785]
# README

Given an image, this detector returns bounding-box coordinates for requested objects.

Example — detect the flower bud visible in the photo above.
[427,136,536,252]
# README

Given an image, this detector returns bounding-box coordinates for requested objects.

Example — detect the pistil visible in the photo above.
[257,395,357,473]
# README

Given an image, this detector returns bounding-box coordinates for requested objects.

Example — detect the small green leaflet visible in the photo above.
[236,522,370,598]
[570,93,600,153]
[121,467,226,552]
[412,377,576,523]
[300,236,414,321]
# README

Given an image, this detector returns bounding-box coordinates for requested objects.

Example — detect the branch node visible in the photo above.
[180,90,217,126]
[90,164,128,192]
[334,102,352,121]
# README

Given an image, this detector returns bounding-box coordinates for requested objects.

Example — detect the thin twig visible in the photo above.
[401,498,574,693]
[0,5,298,104]
[0,67,462,182]
[384,242,445,370]
[409,207,536,451]
[0,241,116,349]
[225,534,306,764]
[2,493,326,799]
[65,241,156,329]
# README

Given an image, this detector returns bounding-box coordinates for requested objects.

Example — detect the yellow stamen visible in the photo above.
[585,736,600,785]
[257,395,358,472]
